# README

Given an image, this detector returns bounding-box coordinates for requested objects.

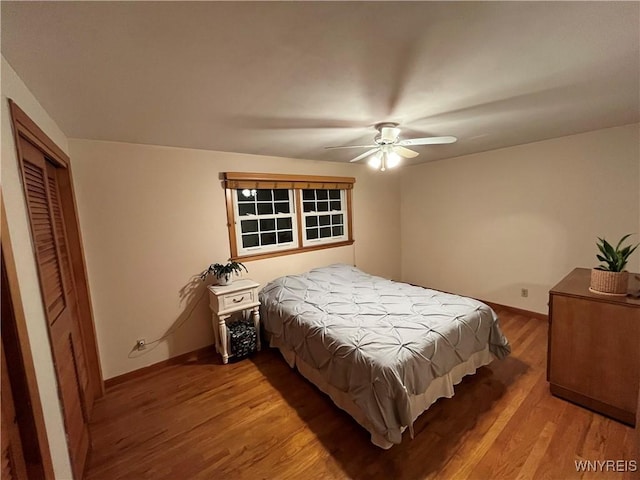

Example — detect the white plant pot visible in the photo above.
[217,275,232,286]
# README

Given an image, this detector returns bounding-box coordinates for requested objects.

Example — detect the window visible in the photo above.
[233,188,297,256]
[302,189,347,246]
[224,172,355,261]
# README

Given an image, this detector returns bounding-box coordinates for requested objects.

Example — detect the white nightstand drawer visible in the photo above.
[222,290,254,310]
[208,279,261,364]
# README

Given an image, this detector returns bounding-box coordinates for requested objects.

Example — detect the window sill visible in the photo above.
[231,240,355,263]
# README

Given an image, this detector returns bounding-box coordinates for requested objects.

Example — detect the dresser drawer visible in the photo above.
[222,290,254,310]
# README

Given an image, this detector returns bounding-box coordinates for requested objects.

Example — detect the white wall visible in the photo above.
[67,139,401,379]
[1,56,73,479]
[400,124,640,314]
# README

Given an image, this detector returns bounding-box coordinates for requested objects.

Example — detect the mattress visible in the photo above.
[259,264,511,446]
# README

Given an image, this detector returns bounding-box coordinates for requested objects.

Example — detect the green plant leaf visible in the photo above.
[601,239,616,261]
[594,234,639,271]
[596,244,608,259]
[615,233,632,251]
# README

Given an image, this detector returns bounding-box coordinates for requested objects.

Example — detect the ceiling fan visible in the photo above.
[325,123,457,171]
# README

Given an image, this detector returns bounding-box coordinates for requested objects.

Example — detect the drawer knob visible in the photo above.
[233,296,244,303]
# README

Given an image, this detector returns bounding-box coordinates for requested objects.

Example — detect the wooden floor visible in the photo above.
[85,309,637,479]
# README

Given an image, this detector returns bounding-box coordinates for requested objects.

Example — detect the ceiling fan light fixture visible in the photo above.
[330,124,456,169]
[386,150,402,168]
[367,153,382,170]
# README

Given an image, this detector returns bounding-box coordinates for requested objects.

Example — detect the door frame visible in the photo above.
[1,193,55,479]
[8,100,104,402]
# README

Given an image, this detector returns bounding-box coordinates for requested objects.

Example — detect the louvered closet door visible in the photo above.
[19,137,90,479]
[1,338,29,480]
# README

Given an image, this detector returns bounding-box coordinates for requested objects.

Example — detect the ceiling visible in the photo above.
[2,1,639,165]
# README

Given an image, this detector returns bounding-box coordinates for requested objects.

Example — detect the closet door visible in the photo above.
[19,137,91,479]
[1,339,29,480]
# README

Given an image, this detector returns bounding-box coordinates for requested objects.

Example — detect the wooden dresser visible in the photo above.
[547,268,640,426]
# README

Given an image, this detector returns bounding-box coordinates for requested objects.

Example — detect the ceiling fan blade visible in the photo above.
[380,127,401,143]
[393,146,419,158]
[399,136,457,146]
[349,148,380,163]
[325,144,378,150]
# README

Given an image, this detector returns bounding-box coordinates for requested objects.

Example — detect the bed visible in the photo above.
[259,264,511,448]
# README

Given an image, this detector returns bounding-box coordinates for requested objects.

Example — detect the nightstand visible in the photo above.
[207,279,261,364]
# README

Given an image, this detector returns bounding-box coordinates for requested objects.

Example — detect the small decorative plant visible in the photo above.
[200,261,248,285]
[594,234,638,272]
[590,234,638,295]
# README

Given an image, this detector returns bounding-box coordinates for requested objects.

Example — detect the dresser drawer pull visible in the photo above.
[232,296,244,303]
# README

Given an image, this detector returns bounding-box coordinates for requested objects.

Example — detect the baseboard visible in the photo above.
[105,344,216,388]
[481,300,548,322]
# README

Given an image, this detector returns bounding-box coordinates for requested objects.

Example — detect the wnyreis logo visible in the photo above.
[575,460,637,472]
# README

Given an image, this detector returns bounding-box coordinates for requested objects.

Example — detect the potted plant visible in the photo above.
[200,260,248,286]
[590,234,638,295]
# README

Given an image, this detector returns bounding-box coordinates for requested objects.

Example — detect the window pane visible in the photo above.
[239,204,256,216]
[257,203,273,215]
[319,215,330,226]
[261,232,276,245]
[330,201,341,211]
[273,189,289,201]
[329,190,340,200]
[331,214,343,224]
[242,234,259,248]
[316,189,329,200]
[277,231,293,243]
[303,201,315,213]
[320,227,332,238]
[303,190,315,201]
[277,217,292,230]
[306,216,318,227]
[332,226,344,236]
[257,190,272,201]
[241,220,258,233]
[317,201,329,212]
[260,218,275,231]
[306,228,318,239]
[274,202,290,214]
[237,190,256,202]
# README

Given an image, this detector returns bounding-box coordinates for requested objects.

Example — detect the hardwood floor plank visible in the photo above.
[84,309,635,479]
[516,421,558,480]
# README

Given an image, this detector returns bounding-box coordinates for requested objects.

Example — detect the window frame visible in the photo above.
[232,187,298,256]
[223,172,355,262]
[301,188,349,247]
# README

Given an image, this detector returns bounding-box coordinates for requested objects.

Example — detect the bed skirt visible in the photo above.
[267,332,495,449]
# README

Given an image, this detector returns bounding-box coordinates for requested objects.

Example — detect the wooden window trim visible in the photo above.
[223,172,355,261]
[223,172,355,190]
[232,240,355,263]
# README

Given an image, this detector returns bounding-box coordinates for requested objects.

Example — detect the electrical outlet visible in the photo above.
[136,339,146,350]
[521,288,529,298]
